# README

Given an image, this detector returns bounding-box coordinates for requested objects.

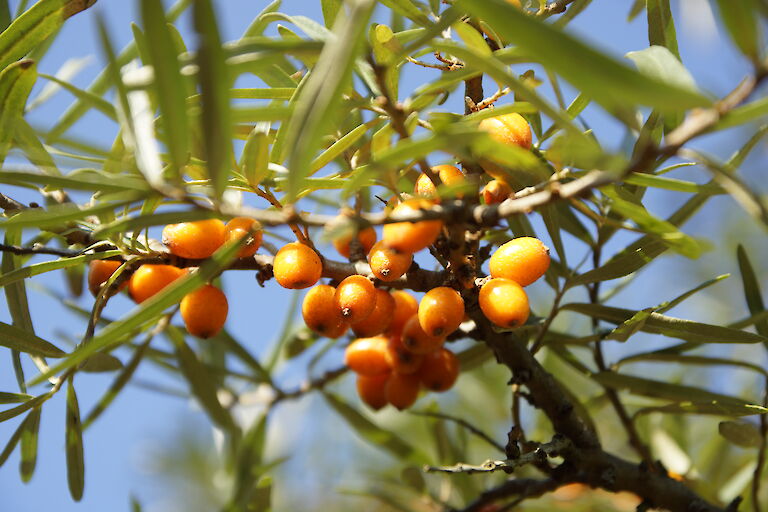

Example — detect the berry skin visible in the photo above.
[479,278,530,328]
[384,336,425,375]
[224,217,263,258]
[385,372,421,410]
[352,288,396,337]
[388,290,419,336]
[489,237,550,286]
[382,199,443,253]
[162,219,226,259]
[302,284,348,338]
[414,165,467,200]
[401,315,445,355]
[334,275,377,323]
[357,373,390,410]
[418,287,465,338]
[128,264,186,303]
[273,242,323,289]
[478,113,532,150]
[88,260,127,297]
[344,336,391,376]
[418,348,459,392]
[333,226,377,259]
[368,241,413,282]
[482,179,512,205]
[180,284,228,338]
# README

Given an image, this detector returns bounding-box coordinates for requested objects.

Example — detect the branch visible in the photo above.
[536,0,578,19]
[452,478,562,512]
[0,242,82,257]
[0,192,28,211]
[270,366,349,405]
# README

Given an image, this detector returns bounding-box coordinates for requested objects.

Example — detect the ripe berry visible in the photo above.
[302,284,348,338]
[401,315,444,355]
[88,260,126,297]
[489,236,550,286]
[479,278,530,328]
[385,372,421,410]
[128,264,186,303]
[418,287,465,338]
[478,112,532,150]
[382,199,443,253]
[419,348,459,392]
[224,217,263,258]
[335,275,377,323]
[482,179,512,205]
[356,373,390,410]
[368,241,413,282]
[388,290,419,336]
[273,242,323,289]
[344,336,390,376]
[180,284,228,338]
[333,226,377,259]
[384,336,425,375]
[162,219,226,259]
[414,164,467,200]
[352,288,395,337]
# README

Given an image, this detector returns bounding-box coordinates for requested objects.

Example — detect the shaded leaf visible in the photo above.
[0,410,26,466]
[625,45,697,94]
[736,245,768,339]
[0,250,122,288]
[616,353,768,377]
[0,393,50,423]
[0,59,37,166]
[80,353,123,373]
[19,405,41,481]
[241,125,270,187]
[714,0,759,60]
[0,320,66,357]
[65,378,84,501]
[0,392,33,404]
[719,420,763,448]
[37,73,116,119]
[646,0,679,59]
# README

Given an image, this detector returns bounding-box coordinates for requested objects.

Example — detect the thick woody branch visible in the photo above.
[453,478,562,512]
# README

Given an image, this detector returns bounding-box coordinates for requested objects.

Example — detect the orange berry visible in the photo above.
[478,113,532,150]
[128,264,186,303]
[88,260,127,297]
[273,242,323,289]
[384,336,425,375]
[414,165,467,200]
[489,237,550,286]
[382,199,443,253]
[162,219,226,259]
[482,179,512,205]
[344,336,391,376]
[180,284,228,338]
[401,315,445,355]
[479,278,530,328]
[224,217,263,258]
[334,275,377,323]
[418,348,459,392]
[356,373,390,410]
[385,372,421,410]
[333,226,377,259]
[418,287,465,338]
[302,284,348,338]
[368,241,413,282]
[388,290,419,336]
[352,288,395,337]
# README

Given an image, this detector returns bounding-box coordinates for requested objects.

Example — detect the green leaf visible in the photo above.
[0,393,50,423]
[623,172,722,194]
[714,0,759,60]
[65,378,85,501]
[0,391,33,404]
[0,412,26,466]
[80,353,123,373]
[616,353,768,377]
[715,98,768,131]
[718,420,763,448]
[0,320,66,357]
[322,391,419,460]
[19,405,41,481]
[242,0,281,37]
[321,0,342,27]
[458,0,711,111]
[0,168,149,192]
[309,120,379,175]
[625,45,697,94]
[0,59,36,165]
[0,1,9,31]
[0,250,122,288]
[240,125,270,188]
[736,245,768,339]
[0,194,145,229]
[37,73,117,119]
[646,0,679,59]
[377,0,431,27]
[453,21,491,56]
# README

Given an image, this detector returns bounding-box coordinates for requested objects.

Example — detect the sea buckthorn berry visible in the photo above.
[401,315,445,355]
[385,372,421,410]
[352,288,395,337]
[482,179,512,205]
[333,226,377,259]
[418,287,465,338]
[368,241,413,282]
[273,242,323,289]
[344,336,391,376]
[414,165,466,200]
[489,236,551,286]
[128,264,186,303]
[388,291,419,336]
[224,217,263,258]
[478,112,532,150]
[382,199,443,253]
[334,275,377,323]
[479,278,530,328]
[419,348,459,392]
[180,284,228,338]
[88,260,127,297]
[384,336,425,375]
[162,219,226,259]
[302,284,348,338]
[356,373,390,410]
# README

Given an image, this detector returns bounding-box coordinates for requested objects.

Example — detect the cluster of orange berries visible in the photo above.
[87,217,264,338]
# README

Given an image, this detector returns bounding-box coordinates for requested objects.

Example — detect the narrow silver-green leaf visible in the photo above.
[19,405,41,481]
[0,59,37,166]
[719,420,763,448]
[0,320,66,357]
[623,172,722,194]
[0,391,33,404]
[625,45,697,94]
[321,0,342,27]
[736,244,768,339]
[37,73,116,119]
[616,353,768,377]
[0,194,144,229]
[714,0,759,60]
[65,378,85,501]
[0,393,50,423]
[635,402,768,417]
[646,0,679,59]
[715,98,768,131]
[0,250,122,288]
[240,125,270,187]
[377,0,430,27]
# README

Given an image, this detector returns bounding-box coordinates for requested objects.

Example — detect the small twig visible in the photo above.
[470,88,511,112]
[410,410,506,453]
[406,56,457,72]
[752,377,768,512]
[253,186,312,245]
[270,366,349,405]
[0,192,29,211]
[536,0,578,18]
[0,242,82,258]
